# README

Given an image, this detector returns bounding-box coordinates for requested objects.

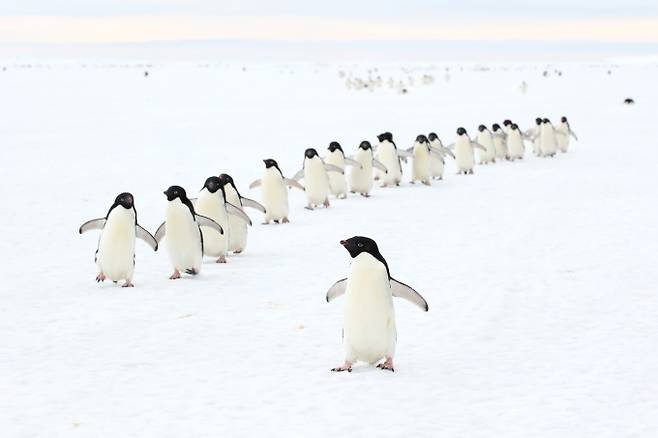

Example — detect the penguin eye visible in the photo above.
[357,242,364,248]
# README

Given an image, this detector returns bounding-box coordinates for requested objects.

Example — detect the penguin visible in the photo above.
[375,132,406,187]
[192,176,251,263]
[408,134,437,185]
[507,123,526,160]
[491,123,508,160]
[326,236,428,372]
[525,117,543,156]
[448,127,487,175]
[427,132,455,179]
[249,159,304,224]
[348,141,387,197]
[79,192,157,287]
[539,118,558,157]
[218,173,265,254]
[154,185,224,278]
[555,116,578,153]
[475,125,496,164]
[324,142,361,199]
[292,148,343,210]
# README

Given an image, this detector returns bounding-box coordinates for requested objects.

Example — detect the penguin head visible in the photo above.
[202,176,222,194]
[415,134,428,143]
[503,119,512,127]
[428,132,438,141]
[263,158,279,169]
[340,236,381,259]
[164,185,187,202]
[561,116,568,123]
[376,133,387,142]
[359,141,372,150]
[535,117,542,125]
[305,148,319,159]
[456,127,467,136]
[114,192,134,209]
[478,125,487,132]
[492,123,501,132]
[542,118,551,124]
[218,173,238,193]
[328,141,343,153]
[511,123,518,130]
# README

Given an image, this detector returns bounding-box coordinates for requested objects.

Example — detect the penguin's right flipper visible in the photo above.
[343,157,362,168]
[569,130,579,141]
[372,159,388,173]
[154,222,166,244]
[445,143,455,151]
[390,278,429,311]
[399,148,413,157]
[442,147,456,159]
[292,169,305,181]
[240,197,266,214]
[429,146,446,158]
[472,141,487,151]
[285,178,305,191]
[195,214,224,235]
[324,163,344,174]
[135,224,158,251]
[226,203,253,226]
[79,218,106,234]
[326,278,347,302]
[249,179,262,189]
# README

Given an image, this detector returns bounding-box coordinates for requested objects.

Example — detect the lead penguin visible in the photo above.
[326,236,429,372]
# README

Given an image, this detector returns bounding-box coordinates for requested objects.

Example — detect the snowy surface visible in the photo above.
[1,60,658,437]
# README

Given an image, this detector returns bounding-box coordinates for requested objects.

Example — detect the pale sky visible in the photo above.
[2,1,658,44]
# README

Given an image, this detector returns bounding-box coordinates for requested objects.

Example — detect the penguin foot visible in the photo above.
[377,357,395,372]
[216,256,227,264]
[410,181,415,184]
[304,205,314,210]
[233,249,243,254]
[282,217,290,223]
[361,193,370,198]
[421,181,431,186]
[373,176,380,181]
[96,273,106,283]
[169,270,181,280]
[273,219,280,223]
[262,221,270,225]
[186,268,199,275]
[323,199,330,208]
[331,362,353,372]
[122,281,134,288]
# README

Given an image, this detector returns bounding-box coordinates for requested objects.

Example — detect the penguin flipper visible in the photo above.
[292,169,304,181]
[570,130,579,141]
[472,141,487,151]
[196,214,224,235]
[285,178,305,191]
[445,143,455,151]
[240,197,266,214]
[398,148,413,157]
[326,278,347,303]
[324,163,344,174]
[226,202,252,226]
[429,146,445,159]
[135,224,158,251]
[443,147,456,159]
[79,218,106,234]
[372,159,388,173]
[343,157,362,168]
[390,278,429,312]
[249,179,262,189]
[154,222,166,244]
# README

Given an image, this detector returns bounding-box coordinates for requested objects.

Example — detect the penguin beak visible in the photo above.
[340,240,347,247]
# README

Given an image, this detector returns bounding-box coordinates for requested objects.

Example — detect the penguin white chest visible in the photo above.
[455,137,475,171]
[412,143,431,181]
[508,131,525,159]
[165,200,202,271]
[349,148,373,193]
[325,150,347,196]
[96,207,136,281]
[343,253,396,364]
[377,142,401,184]
[540,125,557,155]
[477,132,495,163]
[304,158,330,205]
[194,190,228,257]
[556,122,570,152]
[429,139,445,177]
[225,186,247,252]
[262,168,289,221]
[494,135,508,158]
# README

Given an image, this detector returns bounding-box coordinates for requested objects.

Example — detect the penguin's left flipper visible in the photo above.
[390,278,429,311]
[326,278,347,302]
[472,142,487,152]
[79,218,106,234]
[249,179,262,189]
[570,130,579,141]
[285,178,305,191]
[189,198,197,206]
[343,157,363,168]
[154,222,166,244]
[196,214,224,235]
[445,143,455,151]
[372,159,388,173]
[429,146,445,159]
[240,197,266,214]
[443,148,456,159]
[324,163,344,174]
[226,202,253,226]
[292,169,305,181]
[398,149,412,158]
[136,224,158,251]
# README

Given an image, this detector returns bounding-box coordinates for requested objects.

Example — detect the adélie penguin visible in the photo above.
[408,134,438,185]
[476,125,496,164]
[218,173,265,254]
[292,148,344,210]
[326,236,429,372]
[325,142,361,199]
[375,132,406,187]
[447,127,487,175]
[79,192,157,287]
[348,141,387,197]
[507,123,526,160]
[539,118,558,157]
[249,159,304,224]
[491,123,509,160]
[154,185,224,279]
[428,132,455,179]
[556,116,578,153]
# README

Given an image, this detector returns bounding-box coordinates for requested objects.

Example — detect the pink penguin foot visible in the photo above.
[169,270,181,280]
[377,357,395,372]
[331,361,353,372]
[122,281,134,288]
[96,273,106,283]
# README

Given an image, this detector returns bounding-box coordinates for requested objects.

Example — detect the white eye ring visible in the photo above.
[357,243,363,248]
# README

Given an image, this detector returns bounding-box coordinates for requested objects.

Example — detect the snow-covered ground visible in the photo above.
[1,59,657,437]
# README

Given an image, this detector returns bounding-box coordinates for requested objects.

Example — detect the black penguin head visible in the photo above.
[428,132,438,141]
[305,148,318,159]
[376,133,387,142]
[535,117,542,125]
[415,134,428,143]
[384,132,393,141]
[503,119,512,126]
[340,236,390,277]
[359,141,372,150]
[543,118,551,124]
[492,123,501,131]
[164,185,187,201]
[202,176,222,194]
[328,142,343,153]
[263,158,279,169]
[561,116,568,123]
[218,173,238,193]
[114,192,134,209]
[511,123,518,130]
[457,127,467,136]
[478,125,486,132]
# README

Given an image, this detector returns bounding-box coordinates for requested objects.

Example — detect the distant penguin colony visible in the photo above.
[79,114,577,371]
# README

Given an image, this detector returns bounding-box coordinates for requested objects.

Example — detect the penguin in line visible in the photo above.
[476,125,496,164]
[219,173,266,255]
[556,116,578,153]
[428,132,456,179]
[525,117,543,156]
[326,236,428,372]
[249,159,304,224]
[349,141,388,197]
[539,118,558,157]
[507,123,526,160]
[154,185,224,279]
[447,127,487,175]
[375,132,406,187]
[292,148,343,210]
[324,142,361,199]
[408,134,438,185]
[79,192,158,287]
[491,123,508,160]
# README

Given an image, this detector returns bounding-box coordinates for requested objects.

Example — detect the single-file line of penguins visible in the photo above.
[79,116,577,371]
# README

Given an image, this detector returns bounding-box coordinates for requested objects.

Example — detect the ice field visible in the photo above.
[1,58,658,437]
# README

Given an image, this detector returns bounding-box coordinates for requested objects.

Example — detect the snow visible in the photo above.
[1,59,657,437]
